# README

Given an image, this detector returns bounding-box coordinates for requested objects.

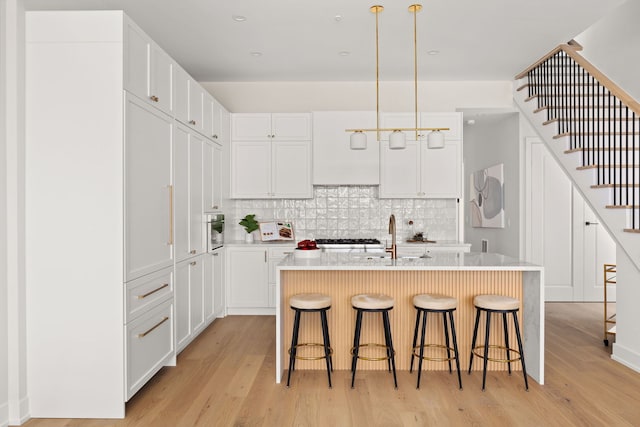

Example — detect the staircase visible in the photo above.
[514,41,640,270]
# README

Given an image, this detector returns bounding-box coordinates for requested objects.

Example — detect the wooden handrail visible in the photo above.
[515,43,640,117]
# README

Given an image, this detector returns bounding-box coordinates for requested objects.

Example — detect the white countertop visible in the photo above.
[225,240,469,248]
[224,240,297,247]
[397,240,470,247]
[277,251,542,271]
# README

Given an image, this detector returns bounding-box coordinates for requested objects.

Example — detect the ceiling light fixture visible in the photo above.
[232,15,247,22]
[346,4,448,150]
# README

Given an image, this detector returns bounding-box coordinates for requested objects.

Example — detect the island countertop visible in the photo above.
[277,251,542,271]
[275,252,545,387]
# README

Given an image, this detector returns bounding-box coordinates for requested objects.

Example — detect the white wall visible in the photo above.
[612,246,640,371]
[1,0,27,425]
[202,81,513,113]
[574,0,640,101]
[462,113,521,258]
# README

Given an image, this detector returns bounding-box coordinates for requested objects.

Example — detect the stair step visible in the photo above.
[591,184,640,189]
[623,228,640,233]
[554,132,640,139]
[566,147,640,154]
[606,205,640,209]
[534,105,629,114]
[577,164,640,170]
[546,118,638,125]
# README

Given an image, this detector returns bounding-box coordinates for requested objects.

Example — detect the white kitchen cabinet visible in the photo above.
[231,141,271,198]
[226,246,271,314]
[231,113,311,141]
[124,18,172,115]
[124,93,173,281]
[125,266,174,324]
[175,255,206,353]
[203,95,223,142]
[174,64,189,124]
[189,132,205,256]
[312,111,379,185]
[204,248,225,323]
[203,140,223,212]
[380,139,461,199]
[272,141,313,199]
[174,124,190,262]
[188,80,204,132]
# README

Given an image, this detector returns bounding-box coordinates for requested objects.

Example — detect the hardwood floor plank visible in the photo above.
[23,303,640,426]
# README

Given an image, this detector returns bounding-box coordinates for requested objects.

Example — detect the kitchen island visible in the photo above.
[276,252,544,384]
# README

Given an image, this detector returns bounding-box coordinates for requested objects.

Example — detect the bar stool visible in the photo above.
[350,293,397,389]
[287,293,333,388]
[410,293,462,389]
[468,294,528,391]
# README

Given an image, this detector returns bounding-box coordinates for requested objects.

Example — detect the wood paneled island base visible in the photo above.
[276,253,544,385]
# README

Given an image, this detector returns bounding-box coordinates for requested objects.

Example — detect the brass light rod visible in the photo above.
[346,127,450,132]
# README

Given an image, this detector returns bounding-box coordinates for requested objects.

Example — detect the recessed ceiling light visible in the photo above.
[427,50,440,55]
[250,51,262,57]
[232,15,247,22]
[338,51,350,56]
[335,15,343,22]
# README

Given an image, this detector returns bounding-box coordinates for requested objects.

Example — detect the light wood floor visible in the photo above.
[24,303,640,426]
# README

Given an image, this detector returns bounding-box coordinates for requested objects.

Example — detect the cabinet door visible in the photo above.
[202,141,214,212]
[271,113,311,140]
[272,141,312,198]
[204,251,214,323]
[188,81,204,131]
[189,132,205,255]
[211,98,222,142]
[124,95,173,281]
[420,141,461,198]
[231,141,271,198]
[173,124,190,262]
[227,248,269,308]
[173,65,189,124]
[211,142,223,210]
[175,260,190,351]
[212,249,225,318]
[189,257,205,335]
[231,113,272,140]
[202,94,214,139]
[124,20,149,103]
[149,43,172,114]
[379,140,421,198]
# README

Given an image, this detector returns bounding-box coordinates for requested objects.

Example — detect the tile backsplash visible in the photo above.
[229,186,458,243]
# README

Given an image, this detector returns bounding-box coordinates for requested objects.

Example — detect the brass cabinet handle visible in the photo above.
[190,249,197,254]
[190,261,197,266]
[150,95,159,102]
[264,251,267,262]
[137,283,169,300]
[168,185,174,245]
[212,134,218,139]
[138,316,169,338]
[189,120,196,125]
[213,253,219,257]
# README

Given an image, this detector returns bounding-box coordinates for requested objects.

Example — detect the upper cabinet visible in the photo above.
[312,111,379,185]
[124,19,172,115]
[231,113,311,141]
[379,112,463,199]
[230,113,312,199]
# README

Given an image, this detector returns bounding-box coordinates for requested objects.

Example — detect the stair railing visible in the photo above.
[516,42,640,230]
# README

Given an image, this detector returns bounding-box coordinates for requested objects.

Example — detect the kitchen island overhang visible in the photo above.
[276,252,544,385]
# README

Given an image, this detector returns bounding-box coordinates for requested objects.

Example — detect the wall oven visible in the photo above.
[206,213,225,252]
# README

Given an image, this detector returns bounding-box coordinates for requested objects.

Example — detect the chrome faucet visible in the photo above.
[386,214,397,259]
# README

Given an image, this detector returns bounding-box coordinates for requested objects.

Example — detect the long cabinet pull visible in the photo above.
[168,184,174,245]
[150,95,159,102]
[137,283,169,300]
[138,316,169,338]
[265,251,267,263]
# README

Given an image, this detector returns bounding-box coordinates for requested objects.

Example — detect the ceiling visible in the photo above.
[24,0,626,82]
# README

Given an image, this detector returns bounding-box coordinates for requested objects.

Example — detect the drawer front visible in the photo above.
[126,299,174,400]
[125,267,174,323]
[268,247,295,259]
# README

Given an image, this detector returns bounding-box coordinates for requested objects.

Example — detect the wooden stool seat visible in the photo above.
[413,293,457,311]
[351,293,394,310]
[474,294,519,311]
[290,293,332,310]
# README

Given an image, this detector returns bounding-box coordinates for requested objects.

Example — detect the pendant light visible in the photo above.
[346,4,448,150]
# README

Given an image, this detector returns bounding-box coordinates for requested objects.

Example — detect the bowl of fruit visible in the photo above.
[294,239,321,259]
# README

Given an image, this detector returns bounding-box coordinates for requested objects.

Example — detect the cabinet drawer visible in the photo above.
[268,247,295,259]
[126,299,174,400]
[125,267,173,323]
[268,247,295,284]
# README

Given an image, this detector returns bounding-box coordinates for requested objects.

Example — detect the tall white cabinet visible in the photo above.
[25,11,228,419]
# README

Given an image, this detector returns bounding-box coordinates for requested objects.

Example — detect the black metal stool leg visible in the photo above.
[287,309,301,387]
[323,310,333,372]
[410,309,421,373]
[383,310,398,389]
[442,312,453,373]
[449,310,463,390]
[351,309,363,388]
[416,310,427,389]
[513,311,529,391]
[382,312,392,373]
[320,309,332,388]
[502,312,512,375]
[468,308,481,374]
[482,310,491,391]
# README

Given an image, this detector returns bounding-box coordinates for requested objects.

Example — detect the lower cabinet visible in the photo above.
[268,247,295,307]
[125,298,174,400]
[204,247,225,323]
[176,255,206,353]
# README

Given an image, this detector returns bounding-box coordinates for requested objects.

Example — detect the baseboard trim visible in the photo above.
[612,342,640,373]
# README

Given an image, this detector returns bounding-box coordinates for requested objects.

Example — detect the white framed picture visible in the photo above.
[470,163,505,228]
